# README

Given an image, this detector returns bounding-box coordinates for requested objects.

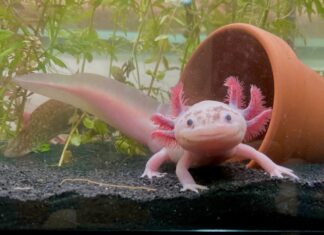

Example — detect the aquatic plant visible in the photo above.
[0,0,323,160]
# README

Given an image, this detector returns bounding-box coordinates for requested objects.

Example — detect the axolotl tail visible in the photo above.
[14,73,167,153]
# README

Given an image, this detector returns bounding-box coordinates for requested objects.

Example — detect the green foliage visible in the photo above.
[32,143,51,153]
[0,0,323,158]
[113,132,147,156]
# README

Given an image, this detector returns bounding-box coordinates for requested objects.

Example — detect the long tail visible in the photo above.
[14,73,167,152]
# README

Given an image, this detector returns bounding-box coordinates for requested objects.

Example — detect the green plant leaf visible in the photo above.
[71,133,82,146]
[83,116,95,129]
[84,52,93,62]
[0,29,13,41]
[154,34,169,41]
[0,41,22,62]
[145,69,154,76]
[93,0,103,8]
[173,16,186,26]
[81,131,95,144]
[50,55,67,68]
[94,119,109,135]
[160,15,169,25]
[32,143,51,153]
[0,47,15,60]
[156,71,165,81]
[162,56,169,70]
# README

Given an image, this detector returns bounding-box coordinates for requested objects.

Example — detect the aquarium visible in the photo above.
[0,0,323,232]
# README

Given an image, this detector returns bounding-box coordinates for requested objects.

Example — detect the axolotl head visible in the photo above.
[174,100,247,155]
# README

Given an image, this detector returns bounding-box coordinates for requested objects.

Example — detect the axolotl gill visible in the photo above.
[141,77,298,192]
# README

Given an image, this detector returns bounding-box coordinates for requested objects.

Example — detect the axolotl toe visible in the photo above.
[142,77,299,193]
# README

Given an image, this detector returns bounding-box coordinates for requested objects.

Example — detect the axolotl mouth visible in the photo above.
[175,123,246,153]
[177,123,245,142]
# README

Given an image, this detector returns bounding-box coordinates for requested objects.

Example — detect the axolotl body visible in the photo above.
[13,73,298,192]
[141,77,298,192]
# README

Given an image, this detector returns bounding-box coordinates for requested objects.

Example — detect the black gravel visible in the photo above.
[0,142,323,231]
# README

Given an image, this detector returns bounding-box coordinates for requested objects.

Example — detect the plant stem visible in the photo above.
[231,0,237,22]
[58,112,86,167]
[108,18,117,79]
[80,4,97,72]
[180,0,200,71]
[147,47,163,96]
[147,5,178,95]
[35,0,49,36]
[131,0,151,88]
[59,3,99,166]
[259,0,271,28]
[14,89,28,135]
[249,0,255,24]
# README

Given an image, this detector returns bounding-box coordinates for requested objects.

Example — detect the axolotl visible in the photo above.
[141,77,298,192]
[13,73,298,192]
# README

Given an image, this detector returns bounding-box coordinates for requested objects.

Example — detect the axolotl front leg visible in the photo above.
[235,144,299,180]
[176,145,299,193]
[141,148,208,193]
[176,150,208,192]
[141,148,170,178]
[175,145,299,193]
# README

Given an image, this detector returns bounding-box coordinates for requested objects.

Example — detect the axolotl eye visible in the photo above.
[225,114,232,122]
[187,119,193,127]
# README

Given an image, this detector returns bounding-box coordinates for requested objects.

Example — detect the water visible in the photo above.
[1,1,324,232]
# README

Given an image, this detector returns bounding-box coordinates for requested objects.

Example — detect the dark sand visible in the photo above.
[0,143,323,231]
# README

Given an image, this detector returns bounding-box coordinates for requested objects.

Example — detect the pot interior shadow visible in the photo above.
[181,28,275,146]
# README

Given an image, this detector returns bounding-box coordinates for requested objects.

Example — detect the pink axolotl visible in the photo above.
[13,73,298,193]
[141,76,298,192]
[14,73,167,152]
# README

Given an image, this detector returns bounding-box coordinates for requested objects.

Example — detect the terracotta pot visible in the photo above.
[181,23,324,165]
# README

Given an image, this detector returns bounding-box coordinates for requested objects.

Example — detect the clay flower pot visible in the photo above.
[181,23,324,165]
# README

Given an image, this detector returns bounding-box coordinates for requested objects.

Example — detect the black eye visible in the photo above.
[187,119,193,126]
[225,114,232,122]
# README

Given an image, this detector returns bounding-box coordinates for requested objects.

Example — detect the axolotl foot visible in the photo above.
[236,144,299,181]
[268,164,299,180]
[141,169,167,179]
[180,183,208,193]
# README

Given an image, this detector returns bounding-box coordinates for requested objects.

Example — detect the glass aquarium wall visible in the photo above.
[0,0,323,231]
[1,0,323,142]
